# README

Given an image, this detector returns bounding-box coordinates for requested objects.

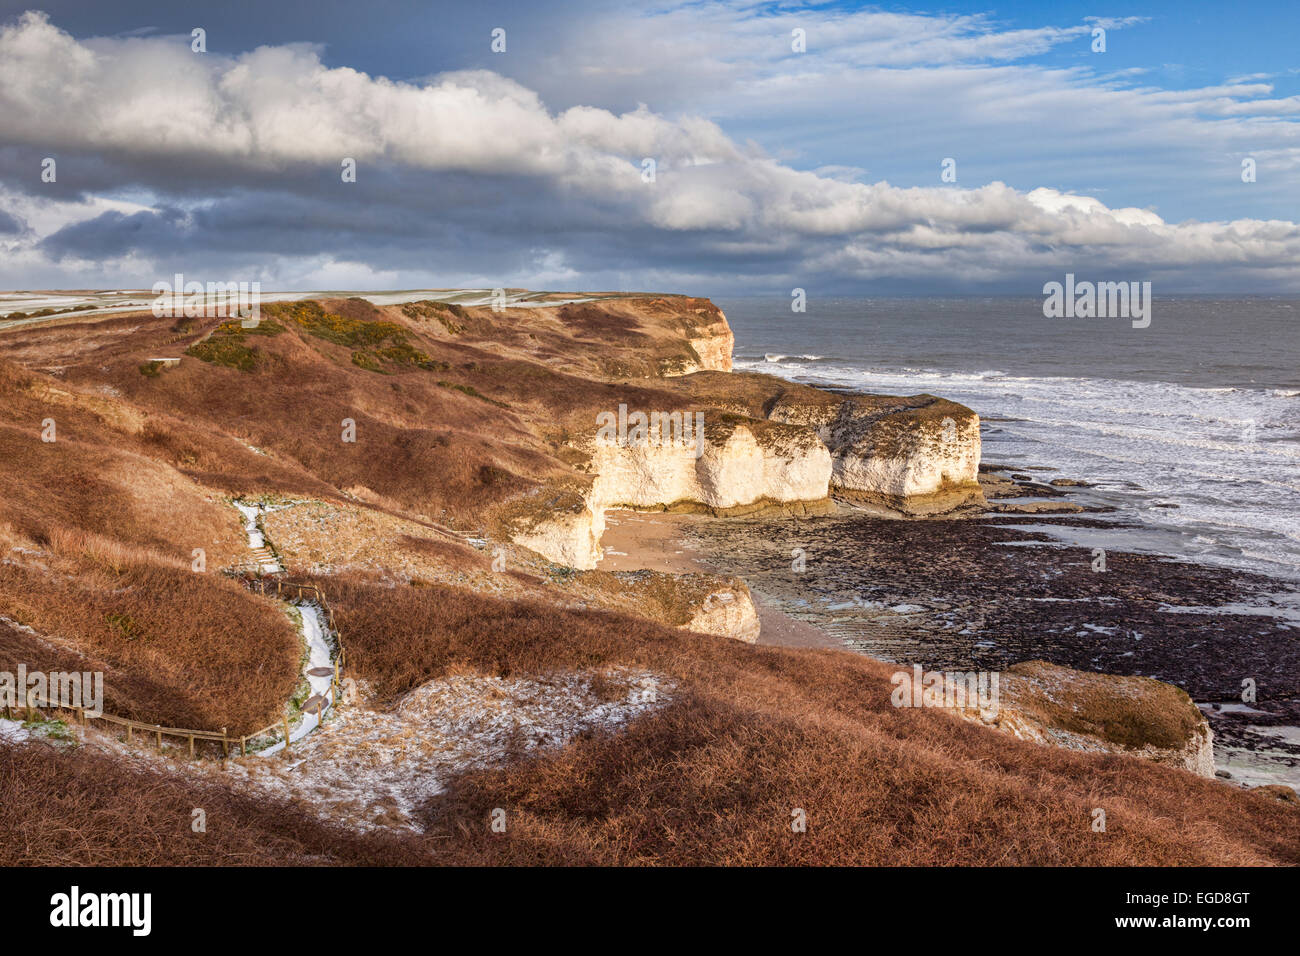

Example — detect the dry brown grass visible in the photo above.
[316,571,1300,865]
[0,741,428,866]
[3,300,1295,866]
[0,554,300,735]
[98,316,562,527]
[0,359,305,564]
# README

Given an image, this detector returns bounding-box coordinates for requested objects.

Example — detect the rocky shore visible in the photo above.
[614,476,1300,790]
[5,287,1298,865]
[10,290,1293,790]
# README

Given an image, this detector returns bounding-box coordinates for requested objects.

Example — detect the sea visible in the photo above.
[717,295,1300,585]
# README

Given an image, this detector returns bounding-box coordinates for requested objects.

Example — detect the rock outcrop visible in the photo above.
[768,392,984,513]
[507,489,607,571]
[590,417,830,513]
[683,581,761,643]
[499,294,986,568]
[681,307,734,374]
[937,660,1216,777]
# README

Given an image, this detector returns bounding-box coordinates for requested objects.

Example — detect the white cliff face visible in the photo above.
[769,395,982,507]
[589,423,830,512]
[832,413,981,499]
[686,309,734,373]
[512,504,606,570]
[512,422,830,570]
[660,308,735,376]
[511,311,985,570]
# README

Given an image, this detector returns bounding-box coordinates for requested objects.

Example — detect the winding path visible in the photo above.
[232,500,338,755]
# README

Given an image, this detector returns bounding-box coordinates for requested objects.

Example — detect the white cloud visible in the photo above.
[1,9,1298,291]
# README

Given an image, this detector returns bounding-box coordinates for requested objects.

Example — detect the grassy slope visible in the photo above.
[327,571,1300,866]
[0,296,1296,865]
[5,575,1296,866]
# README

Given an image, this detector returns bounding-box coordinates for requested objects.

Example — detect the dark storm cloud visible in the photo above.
[2,6,1299,293]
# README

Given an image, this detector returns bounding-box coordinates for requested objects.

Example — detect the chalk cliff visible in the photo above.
[505,300,985,567]
[680,307,734,374]
[513,418,831,570]
[589,417,830,513]
[767,392,984,513]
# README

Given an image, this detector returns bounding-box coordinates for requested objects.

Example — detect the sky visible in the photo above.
[1,0,1298,295]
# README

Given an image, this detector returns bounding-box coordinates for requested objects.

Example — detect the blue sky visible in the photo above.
[0,1,1298,293]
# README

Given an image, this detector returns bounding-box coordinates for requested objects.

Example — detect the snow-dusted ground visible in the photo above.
[233,500,282,573]
[233,501,265,547]
[0,718,31,743]
[222,668,671,831]
[257,602,334,756]
[0,288,619,327]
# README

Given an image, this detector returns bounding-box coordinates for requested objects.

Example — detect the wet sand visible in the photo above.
[597,509,842,650]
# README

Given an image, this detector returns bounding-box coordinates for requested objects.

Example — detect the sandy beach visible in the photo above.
[597,509,844,650]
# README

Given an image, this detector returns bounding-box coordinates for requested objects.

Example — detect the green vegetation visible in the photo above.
[106,611,145,642]
[379,343,449,370]
[185,319,285,371]
[21,718,74,741]
[138,361,163,378]
[261,300,455,373]
[350,351,385,373]
[266,299,405,347]
[437,380,510,408]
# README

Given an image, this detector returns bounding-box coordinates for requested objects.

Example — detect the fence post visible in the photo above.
[189,735,195,759]
[155,727,162,750]
[127,723,132,743]
[222,728,229,758]
[283,716,291,750]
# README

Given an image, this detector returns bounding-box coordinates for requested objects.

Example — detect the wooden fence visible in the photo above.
[4,577,346,762]
[235,578,346,757]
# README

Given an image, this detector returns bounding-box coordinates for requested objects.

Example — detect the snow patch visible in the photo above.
[0,718,32,743]
[257,602,335,756]
[224,667,670,832]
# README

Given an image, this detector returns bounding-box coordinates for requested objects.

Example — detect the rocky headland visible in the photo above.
[2,288,1296,864]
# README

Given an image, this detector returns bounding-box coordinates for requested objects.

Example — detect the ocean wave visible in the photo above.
[761,353,823,363]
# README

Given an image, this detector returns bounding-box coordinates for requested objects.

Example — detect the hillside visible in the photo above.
[0,292,1296,866]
